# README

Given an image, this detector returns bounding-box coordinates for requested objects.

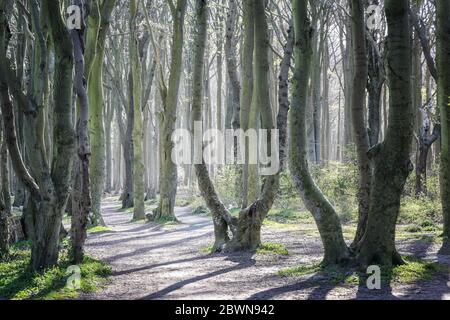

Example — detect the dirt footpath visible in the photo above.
[81,198,450,300]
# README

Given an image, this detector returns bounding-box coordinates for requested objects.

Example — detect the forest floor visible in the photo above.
[81,197,450,300]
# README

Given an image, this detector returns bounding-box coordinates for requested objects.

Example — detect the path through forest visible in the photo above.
[81,198,450,300]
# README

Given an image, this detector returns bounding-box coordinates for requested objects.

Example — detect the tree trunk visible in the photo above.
[437,1,450,244]
[321,41,330,162]
[85,0,117,226]
[277,23,294,170]
[290,0,349,266]
[104,93,113,194]
[130,0,145,220]
[415,107,440,197]
[224,0,280,252]
[240,0,254,208]
[0,121,10,259]
[70,0,92,264]
[356,0,413,267]
[350,0,371,249]
[225,0,240,132]
[154,0,187,220]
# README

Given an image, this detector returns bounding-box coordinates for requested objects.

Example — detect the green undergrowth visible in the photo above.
[150,215,180,227]
[0,241,111,300]
[278,256,448,286]
[200,245,214,254]
[192,205,210,216]
[87,226,114,234]
[175,199,191,207]
[256,243,289,255]
[200,243,288,255]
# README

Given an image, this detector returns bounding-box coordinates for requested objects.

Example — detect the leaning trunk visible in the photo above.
[290,0,349,265]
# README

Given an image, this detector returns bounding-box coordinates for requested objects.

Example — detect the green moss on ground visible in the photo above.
[87,226,115,234]
[278,263,359,285]
[278,256,448,286]
[256,243,289,255]
[200,245,214,254]
[150,215,180,227]
[0,242,111,300]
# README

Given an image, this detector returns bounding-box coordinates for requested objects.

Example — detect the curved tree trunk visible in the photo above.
[225,0,280,252]
[191,0,234,251]
[290,0,349,266]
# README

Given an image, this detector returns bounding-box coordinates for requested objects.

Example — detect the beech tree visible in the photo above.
[153,0,187,220]
[290,0,349,265]
[356,0,414,267]
[437,0,450,246]
[0,0,76,270]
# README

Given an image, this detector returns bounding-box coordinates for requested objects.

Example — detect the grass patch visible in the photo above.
[117,206,133,213]
[388,256,448,284]
[200,245,214,254]
[229,207,240,217]
[257,243,289,255]
[278,263,358,285]
[277,256,448,286]
[192,205,210,216]
[0,242,111,300]
[399,196,441,226]
[267,208,312,224]
[263,220,299,230]
[151,215,179,226]
[87,226,114,234]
